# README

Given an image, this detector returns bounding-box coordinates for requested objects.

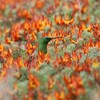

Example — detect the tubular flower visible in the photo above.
[63,75,85,96]
[28,73,40,90]
[0,44,4,52]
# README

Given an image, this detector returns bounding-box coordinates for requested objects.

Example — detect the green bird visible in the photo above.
[38,36,62,54]
[38,37,52,54]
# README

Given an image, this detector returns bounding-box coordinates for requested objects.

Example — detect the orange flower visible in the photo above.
[36,18,51,31]
[0,64,8,79]
[37,51,46,63]
[17,9,32,19]
[63,75,85,96]
[63,53,72,67]
[48,77,54,89]
[55,15,64,25]
[0,44,4,52]
[10,24,21,41]
[31,31,37,41]
[64,18,74,25]
[16,57,24,68]
[23,21,30,31]
[81,5,87,14]
[35,0,44,9]
[55,91,65,100]
[26,42,33,55]
[5,37,12,44]
[28,74,40,90]
[6,57,13,66]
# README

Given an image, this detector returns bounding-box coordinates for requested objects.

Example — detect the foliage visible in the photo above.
[0,0,100,100]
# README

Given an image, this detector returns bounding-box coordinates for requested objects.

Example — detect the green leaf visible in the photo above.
[77,38,84,47]
[82,30,93,40]
[80,54,87,64]
[66,43,76,53]
[94,9,100,18]
[19,67,28,81]
[17,80,28,99]
[88,47,99,59]
[44,26,51,33]
[38,37,52,54]
[12,51,19,59]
